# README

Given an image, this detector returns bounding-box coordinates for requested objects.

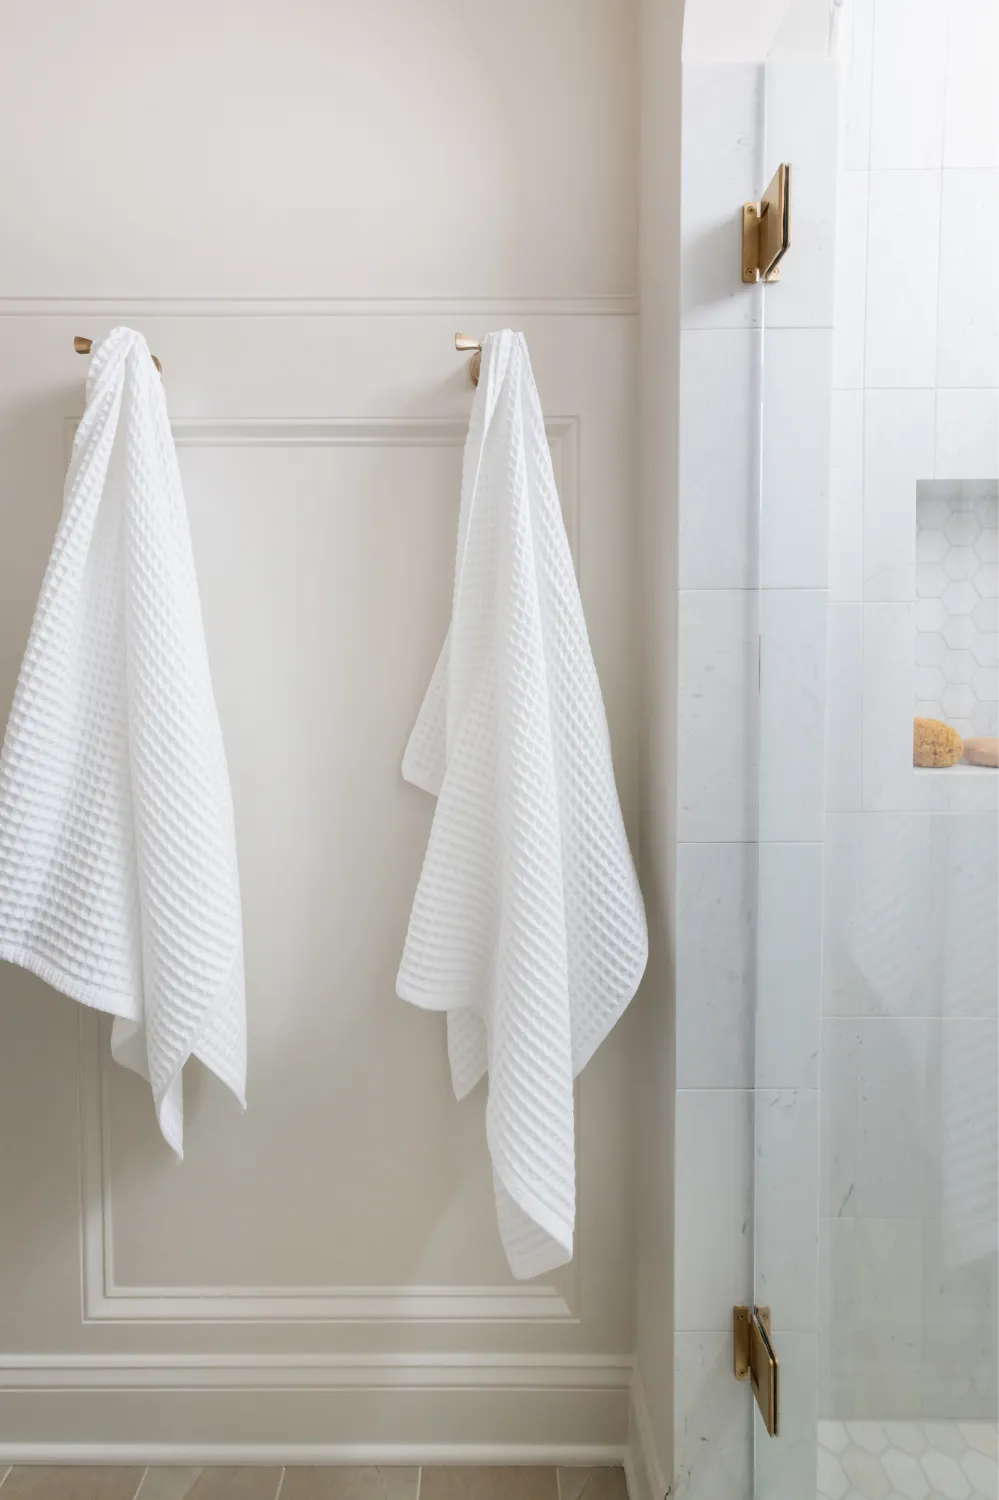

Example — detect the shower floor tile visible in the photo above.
[819,1419,999,1499]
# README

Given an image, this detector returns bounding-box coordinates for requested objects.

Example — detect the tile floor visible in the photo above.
[0,1466,629,1500]
[818,1419,999,1500]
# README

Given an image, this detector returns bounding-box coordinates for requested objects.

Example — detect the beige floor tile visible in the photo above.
[556,1469,629,1500]
[280,1468,419,1500]
[137,1471,282,1500]
[135,1470,203,1500]
[420,1469,559,1500]
[0,1468,146,1500]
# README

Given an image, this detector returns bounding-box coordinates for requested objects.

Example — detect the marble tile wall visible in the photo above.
[821,0,999,1424]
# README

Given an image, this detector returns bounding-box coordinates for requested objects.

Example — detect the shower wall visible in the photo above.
[821,0,999,1420]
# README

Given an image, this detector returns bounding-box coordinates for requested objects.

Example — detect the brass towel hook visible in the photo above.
[74,335,163,375]
[455,333,481,386]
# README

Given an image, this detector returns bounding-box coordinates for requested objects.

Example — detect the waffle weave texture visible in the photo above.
[0,327,246,1155]
[397,330,648,1278]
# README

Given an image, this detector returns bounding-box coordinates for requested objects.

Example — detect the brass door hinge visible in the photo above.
[734,1305,780,1436]
[742,163,791,283]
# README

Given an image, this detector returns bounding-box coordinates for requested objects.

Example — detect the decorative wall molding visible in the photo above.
[3,294,639,318]
[75,408,582,1326]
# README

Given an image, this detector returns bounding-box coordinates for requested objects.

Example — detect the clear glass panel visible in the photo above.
[753,5,999,1498]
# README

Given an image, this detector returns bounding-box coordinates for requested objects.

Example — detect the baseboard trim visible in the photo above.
[0,1443,628,1466]
[628,1365,667,1500]
[0,1355,634,1463]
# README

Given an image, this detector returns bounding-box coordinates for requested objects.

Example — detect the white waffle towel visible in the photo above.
[0,327,246,1155]
[397,330,648,1278]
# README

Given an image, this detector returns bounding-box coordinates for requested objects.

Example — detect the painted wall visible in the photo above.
[821,0,999,1421]
[0,0,647,1460]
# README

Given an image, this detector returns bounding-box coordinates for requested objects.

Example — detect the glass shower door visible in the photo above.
[752,5,999,1497]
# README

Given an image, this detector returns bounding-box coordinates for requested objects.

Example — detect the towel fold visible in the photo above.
[0,326,246,1155]
[397,330,648,1278]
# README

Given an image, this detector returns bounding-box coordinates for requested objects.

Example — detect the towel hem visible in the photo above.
[0,941,139,1020]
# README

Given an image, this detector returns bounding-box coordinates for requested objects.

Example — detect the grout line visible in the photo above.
[274,1467,287,1500]
[0,1467,9,1490]
[416,1465,423,1500]
[132,1471,150,1500]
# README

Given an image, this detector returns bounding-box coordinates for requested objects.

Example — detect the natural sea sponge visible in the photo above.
[913,717,963,768]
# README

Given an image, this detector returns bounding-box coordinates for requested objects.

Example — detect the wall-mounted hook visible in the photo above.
[455,333,482,386]
[74,334,163,374]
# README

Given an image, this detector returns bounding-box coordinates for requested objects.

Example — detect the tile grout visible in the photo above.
[0,1466,8,1491]
[274,1466,287,1500]
[132,1468,150,1500]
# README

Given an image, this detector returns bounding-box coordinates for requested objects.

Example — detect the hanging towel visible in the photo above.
[397,330,648,1279]
[0,327,245,1155]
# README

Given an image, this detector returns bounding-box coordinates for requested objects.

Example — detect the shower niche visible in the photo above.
[914,480,999,766]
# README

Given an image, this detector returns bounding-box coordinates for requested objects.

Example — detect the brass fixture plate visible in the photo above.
[734,1305,780,1437]
[743,163,791,283]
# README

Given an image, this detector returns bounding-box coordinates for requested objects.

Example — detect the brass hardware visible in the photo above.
[455,333,482,386]
[74,335,163,375]
[742,163,791,283]
[734,1305,780,1437]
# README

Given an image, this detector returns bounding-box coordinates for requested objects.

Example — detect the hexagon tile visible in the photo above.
[915,481,999,741]
[818,1419,999,1499]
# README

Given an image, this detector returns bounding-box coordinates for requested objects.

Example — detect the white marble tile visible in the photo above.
[674,1089,753,1330]
[677,589,759,842]
[936,391,999,482]
[944,0,999,169]
[763,62,839,329]
[937,170,999,389]
[923,1321,999,1420]
[828,1216,924,1334]
[863,389,934,602]
[869,0,946,169]
[832,174,870,391]
[863,602,999,813]
[754,1331,817,1500]
[825,604,863,811]
[755,1087,820,1330]
[673,1332,752,1499]
[830,390,864,602]
[822,1017,930,1220]
[841,0,874,171]
[928,1017,999,1228]
[865,171,940,389]
[822,811,934,1018]
[761,328,833,588]
[756,842,822,1090]
[680,63,763,331]
[931,814,999,1020]
[852,1324,924,1419]
[759,588,827,841]
[678,330,760,589]
[676,843,756,1089]
[922,1215,999,1334]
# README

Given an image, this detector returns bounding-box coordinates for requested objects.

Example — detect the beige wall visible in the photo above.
[0,0,652,1461]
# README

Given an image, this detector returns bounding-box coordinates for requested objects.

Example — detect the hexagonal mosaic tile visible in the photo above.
[915,481,999,741]
[818,1419,999,1500]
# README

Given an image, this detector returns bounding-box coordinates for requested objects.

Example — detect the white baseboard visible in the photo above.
[0,1354,633,1465]
[627,1365,667,1500]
